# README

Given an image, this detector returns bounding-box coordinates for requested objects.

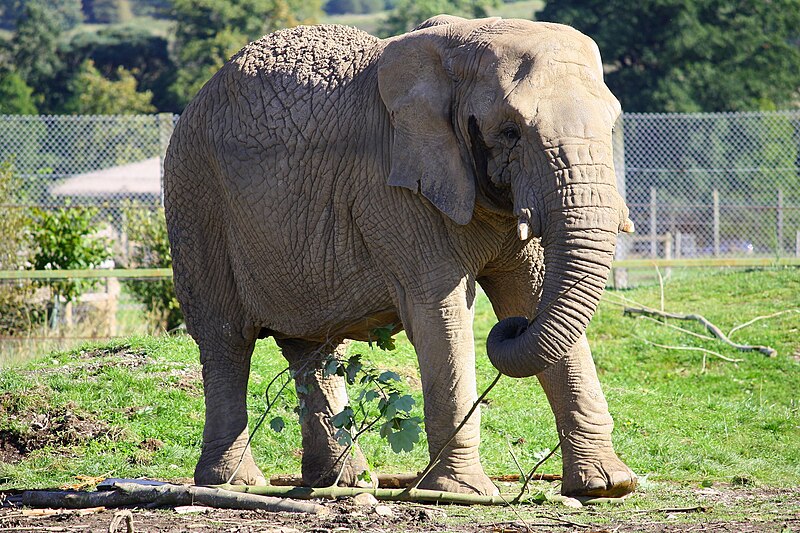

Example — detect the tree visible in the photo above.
[1,0,82,31]
[0,68,38,114]
[537,0,800,112]
[9,1,63,98]
[64,59,156,115]
[379,0,497,37]
[66,25,178,112]
[170,0,322,108]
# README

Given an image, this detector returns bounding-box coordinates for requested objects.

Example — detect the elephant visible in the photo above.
[163,14,638,497]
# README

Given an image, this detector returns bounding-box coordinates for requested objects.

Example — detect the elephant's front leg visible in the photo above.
[278,339,372,487]
[194,325,266,486]
[480,265,636,497]
[536,335,637,497]
[400,280,498,495]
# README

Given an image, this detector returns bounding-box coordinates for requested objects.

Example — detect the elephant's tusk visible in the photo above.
[518,219,531,240]
[619,218,635,233]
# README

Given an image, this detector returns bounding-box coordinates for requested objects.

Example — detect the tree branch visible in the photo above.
[624,306,776,357]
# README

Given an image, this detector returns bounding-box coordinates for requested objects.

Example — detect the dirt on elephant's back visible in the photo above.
[1,485,799,532]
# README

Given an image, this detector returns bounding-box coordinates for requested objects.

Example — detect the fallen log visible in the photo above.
[22,482,327,515]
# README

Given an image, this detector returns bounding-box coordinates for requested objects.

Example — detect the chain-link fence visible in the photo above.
[0,114,178,233]
[1,111,799,261]
[614,111,800,260]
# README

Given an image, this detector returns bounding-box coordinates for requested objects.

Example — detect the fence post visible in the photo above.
[777,189,784,256]
[713,189,720,257]
[650,187,657,258]
[796,230,800,258]
[612,115,628,289]
[675,232,682,259]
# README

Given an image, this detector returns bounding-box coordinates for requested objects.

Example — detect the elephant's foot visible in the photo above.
[194,440,267,486]
[416,461,498,495]
[301,444,375,488]
[560,432,637,497]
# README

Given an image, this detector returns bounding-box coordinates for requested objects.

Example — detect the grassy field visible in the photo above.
[1,267,799,528]
[322,0,545,35]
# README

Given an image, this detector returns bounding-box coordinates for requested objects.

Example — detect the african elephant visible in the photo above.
[164,15,637,497]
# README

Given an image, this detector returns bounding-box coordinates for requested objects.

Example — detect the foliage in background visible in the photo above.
[7,1,64,110]
[537,0,800,112]
[0,160,45,335]
[84,0,135,24]
[0,68,37,114]
[123,203,182,332]
[324,0,386,15]
[30,204,112,304]
[380,0,498,36]
[66,25,177,112]
[170,0,323,107]
[64,59,155,115]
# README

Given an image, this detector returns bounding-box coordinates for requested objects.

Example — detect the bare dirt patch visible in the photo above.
[0,404,114,464]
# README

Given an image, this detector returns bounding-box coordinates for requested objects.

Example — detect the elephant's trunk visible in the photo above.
[486,182,622,378]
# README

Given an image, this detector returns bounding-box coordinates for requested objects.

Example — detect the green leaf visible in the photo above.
[392,394,415,414]
[384,417,423,453]
[330,406,354,429]
[295,383,309,395]
[269,416,285,433]
[334,427,353,447]
[323,358,340,378]
[377,371,401,384]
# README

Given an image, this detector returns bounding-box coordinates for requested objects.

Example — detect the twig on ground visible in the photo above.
[624,306,777,357]
[22,482,327,515]
[636,337,743,363]
[515,431,570,502]
[728,309,800,338]
[638,315,716,341]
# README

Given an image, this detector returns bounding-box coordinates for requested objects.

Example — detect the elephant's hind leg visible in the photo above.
[193,317,266,486]
[278,339,373,487]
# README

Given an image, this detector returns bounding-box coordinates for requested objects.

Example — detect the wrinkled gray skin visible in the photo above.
[164,15,638,497]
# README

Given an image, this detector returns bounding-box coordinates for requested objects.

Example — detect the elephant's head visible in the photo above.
[378,17,634,378]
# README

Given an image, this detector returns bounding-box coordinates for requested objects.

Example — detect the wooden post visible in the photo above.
[777,189,784,256]
[675,232,683,259]
[650,187,657,258]
[664,232,673,278]
[713,189,720,257]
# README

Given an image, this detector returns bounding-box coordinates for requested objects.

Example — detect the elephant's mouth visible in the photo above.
[468,116,514,213]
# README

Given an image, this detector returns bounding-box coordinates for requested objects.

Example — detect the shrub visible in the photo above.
[0,161,46,335]
[30,204,112,308]
[122,203,182,332]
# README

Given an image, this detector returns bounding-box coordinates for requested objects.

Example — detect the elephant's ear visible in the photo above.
[377,30,475,226]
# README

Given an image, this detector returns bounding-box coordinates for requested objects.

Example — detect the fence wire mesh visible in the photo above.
[615,111,800,260]
[0,113,177,233]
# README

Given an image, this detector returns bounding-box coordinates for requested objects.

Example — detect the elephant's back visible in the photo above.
[230,24,381,89]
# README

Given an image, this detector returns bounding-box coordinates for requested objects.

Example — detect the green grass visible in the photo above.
[1,268,798,503]
[321,0,545,35]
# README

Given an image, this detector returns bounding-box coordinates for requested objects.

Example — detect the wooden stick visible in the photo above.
[22,483,327,515]
[624,306,777,357]
[268,472,561,488]
[216,483,625,506]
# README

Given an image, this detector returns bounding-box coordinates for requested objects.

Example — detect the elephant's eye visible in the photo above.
[500,125,520,142]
